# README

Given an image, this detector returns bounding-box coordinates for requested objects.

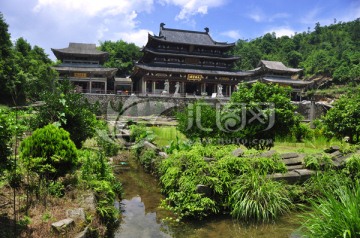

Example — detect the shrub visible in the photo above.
[31,80,99,148]
[343,154,360,179]
[48,181,65,197]
[229,172,291,222]
[139,148,158,172]
[301,180,360,238]
[95,128,120,157]
[158,143,288,220]
[304,153,334,170]
[0,109,12,172]
[20,124,78,179]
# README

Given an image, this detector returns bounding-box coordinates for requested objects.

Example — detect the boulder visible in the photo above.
[195,184,212,197]
[259,150,277,158]
[231,148,244,157]
[82,193,96,211]
[51,218,74,233]
[286,164,304,171]
[268,171,301,184]
[143,141,159,152]
[294,169,316,182]
[280,153,299,159]
[158,151,168,158]
[283,157,303,166]
[66,208,85,221]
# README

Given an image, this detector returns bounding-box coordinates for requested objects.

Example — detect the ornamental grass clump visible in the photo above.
[229,172,291,222]
[301,180,360,238]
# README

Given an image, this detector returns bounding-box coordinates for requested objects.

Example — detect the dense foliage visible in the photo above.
[99,40,142,77]
[79,150,122,228]
[176,83,300,149]
[157,143,287,220]
[229,173,291,222]
[323,88,360,143]
[232,19,360,84]
[301,178,360,238]
[224,82,300,149]
[176,100,218,141]
[31,80,99,148]
[20,124,78,180]
[0,109,12,172]
[0,13,56,104]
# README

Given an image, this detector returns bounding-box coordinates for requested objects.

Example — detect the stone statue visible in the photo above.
[173,82,180,97]
[217,84,223,97]
[162,80,169,95]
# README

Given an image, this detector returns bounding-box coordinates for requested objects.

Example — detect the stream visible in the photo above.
[113,156,302,238]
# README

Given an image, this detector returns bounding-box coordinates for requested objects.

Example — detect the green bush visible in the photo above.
[31,80,99,148]
[0,109,12,172]
[304,153,334,170]
[158,143,288,220]
[229,172,291,222]
[301,180,360,238]
[139,148,158,172]
[20,124,78,179]
[48,181,65,197]
[343,154,360,179]
[292,123,314,142]
[303,172,350,199]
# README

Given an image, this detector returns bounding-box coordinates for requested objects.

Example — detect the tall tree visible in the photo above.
[99,40,142,76]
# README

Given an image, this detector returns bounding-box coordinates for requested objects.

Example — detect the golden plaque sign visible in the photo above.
[219,77,230,81]
[74,72,87,78]
[187,74,203,81]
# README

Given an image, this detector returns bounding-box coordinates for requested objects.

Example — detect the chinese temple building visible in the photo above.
[250,60,312,99]
[52,43,117,94]
[131,23,253,97]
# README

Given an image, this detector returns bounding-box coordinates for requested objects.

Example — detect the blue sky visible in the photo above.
[1,0,360,60]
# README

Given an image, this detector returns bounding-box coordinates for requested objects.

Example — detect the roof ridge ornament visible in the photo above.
[204,27,209,33]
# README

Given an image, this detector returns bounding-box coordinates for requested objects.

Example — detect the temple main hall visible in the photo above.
[131,23,310,97]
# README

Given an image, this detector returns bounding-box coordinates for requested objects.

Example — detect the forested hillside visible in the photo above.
[0,13,56,104]
[232,19,360,84]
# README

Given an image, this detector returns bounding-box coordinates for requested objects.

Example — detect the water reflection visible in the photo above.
[114,155,301,238]
[115,196,171,238]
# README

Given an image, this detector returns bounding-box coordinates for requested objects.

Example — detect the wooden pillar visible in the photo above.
[104,81,107,94]
[228,85,232,97]
[201,83,206,94]
[152,81,156,94]
[143,80,147,94]
[89,80,92,93]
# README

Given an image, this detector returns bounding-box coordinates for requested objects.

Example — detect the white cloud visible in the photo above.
[30,0,155,47]
[34,0,154,16]
[265,27,295,38]
[115,29,153,47]
[220,30,241,40]
[158,0,227,21]
[248,7,265,22]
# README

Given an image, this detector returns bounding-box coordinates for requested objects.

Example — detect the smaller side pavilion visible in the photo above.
[52,43,117,94]
[250,60,313,100]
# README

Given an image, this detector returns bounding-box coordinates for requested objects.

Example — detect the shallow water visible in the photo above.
[114,158,302,238]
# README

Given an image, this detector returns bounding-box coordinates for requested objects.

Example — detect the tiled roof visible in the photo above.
[262,76,313,85]
[53,66,117,73]
[260,60,302,73]
[150,23,234,46]
[52,43,107,55]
